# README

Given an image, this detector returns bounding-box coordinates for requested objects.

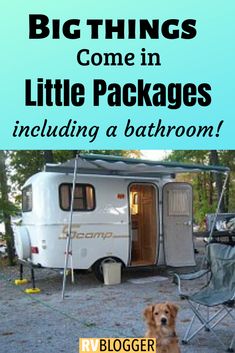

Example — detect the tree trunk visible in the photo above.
[224,174,230,211]
[72,150,79,158]
[208,172,214,206]
[43,150,54,164]
[209,150,227,212]
[196,175,202,202]
[0,151,15,265]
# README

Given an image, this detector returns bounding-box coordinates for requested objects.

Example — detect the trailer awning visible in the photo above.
[44,154,230,177]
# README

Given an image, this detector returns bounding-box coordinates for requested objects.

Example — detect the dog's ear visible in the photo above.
[166,302,179,318]
[143,305,155,326]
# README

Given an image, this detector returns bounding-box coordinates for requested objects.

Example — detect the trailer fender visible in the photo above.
[14,226,31,260]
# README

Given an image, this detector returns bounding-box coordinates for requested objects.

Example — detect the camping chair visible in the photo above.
[174,242,235,352]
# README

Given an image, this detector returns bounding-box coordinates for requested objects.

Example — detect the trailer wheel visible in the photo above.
[92,257,123,282]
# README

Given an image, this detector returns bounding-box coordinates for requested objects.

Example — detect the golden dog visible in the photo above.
[144,302,181,353]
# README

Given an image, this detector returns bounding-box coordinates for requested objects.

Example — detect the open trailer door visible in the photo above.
[163,182,195,267]
[129,183,158,266]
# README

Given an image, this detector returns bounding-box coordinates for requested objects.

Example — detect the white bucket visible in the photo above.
[103,262,121,285]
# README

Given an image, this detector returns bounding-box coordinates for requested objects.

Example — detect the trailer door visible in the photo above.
[163,183,195,267]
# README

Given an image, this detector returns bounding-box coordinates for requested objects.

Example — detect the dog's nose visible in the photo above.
[161,317,167,325]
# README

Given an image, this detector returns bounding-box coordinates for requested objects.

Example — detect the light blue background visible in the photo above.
[1,0,234,149]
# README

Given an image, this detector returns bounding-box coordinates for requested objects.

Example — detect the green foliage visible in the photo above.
[0,151,16,265]
[0,200,19,223]
[9,150,142,190]
[0,151,20,218]
[80,150,142,158]
[166,150,209,164]
[9,151,46,188]
[166,150,235,228]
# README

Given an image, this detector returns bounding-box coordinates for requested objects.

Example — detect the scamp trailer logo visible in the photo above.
[59,225,113,240]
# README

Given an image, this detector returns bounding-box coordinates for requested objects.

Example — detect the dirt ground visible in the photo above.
[0,237,234,353]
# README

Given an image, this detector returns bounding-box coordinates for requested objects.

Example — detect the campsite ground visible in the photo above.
[0,237,234,353]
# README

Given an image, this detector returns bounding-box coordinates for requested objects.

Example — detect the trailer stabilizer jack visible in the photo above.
[14,279,28,285]
[16,262,40,293]
[24,287,41,294]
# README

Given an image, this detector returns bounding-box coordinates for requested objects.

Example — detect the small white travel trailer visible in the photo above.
[14,154,230,281]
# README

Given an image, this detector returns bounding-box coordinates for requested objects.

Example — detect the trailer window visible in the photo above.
[59,184,95,211]
[168,189,190,216]
[22,185,32,212]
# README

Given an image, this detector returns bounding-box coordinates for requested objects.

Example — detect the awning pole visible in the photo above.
[208,171,229,243]
[200,171,229,269]
[62,154,79,300]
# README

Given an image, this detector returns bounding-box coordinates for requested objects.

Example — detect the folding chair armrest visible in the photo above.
[173,269,210,297]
